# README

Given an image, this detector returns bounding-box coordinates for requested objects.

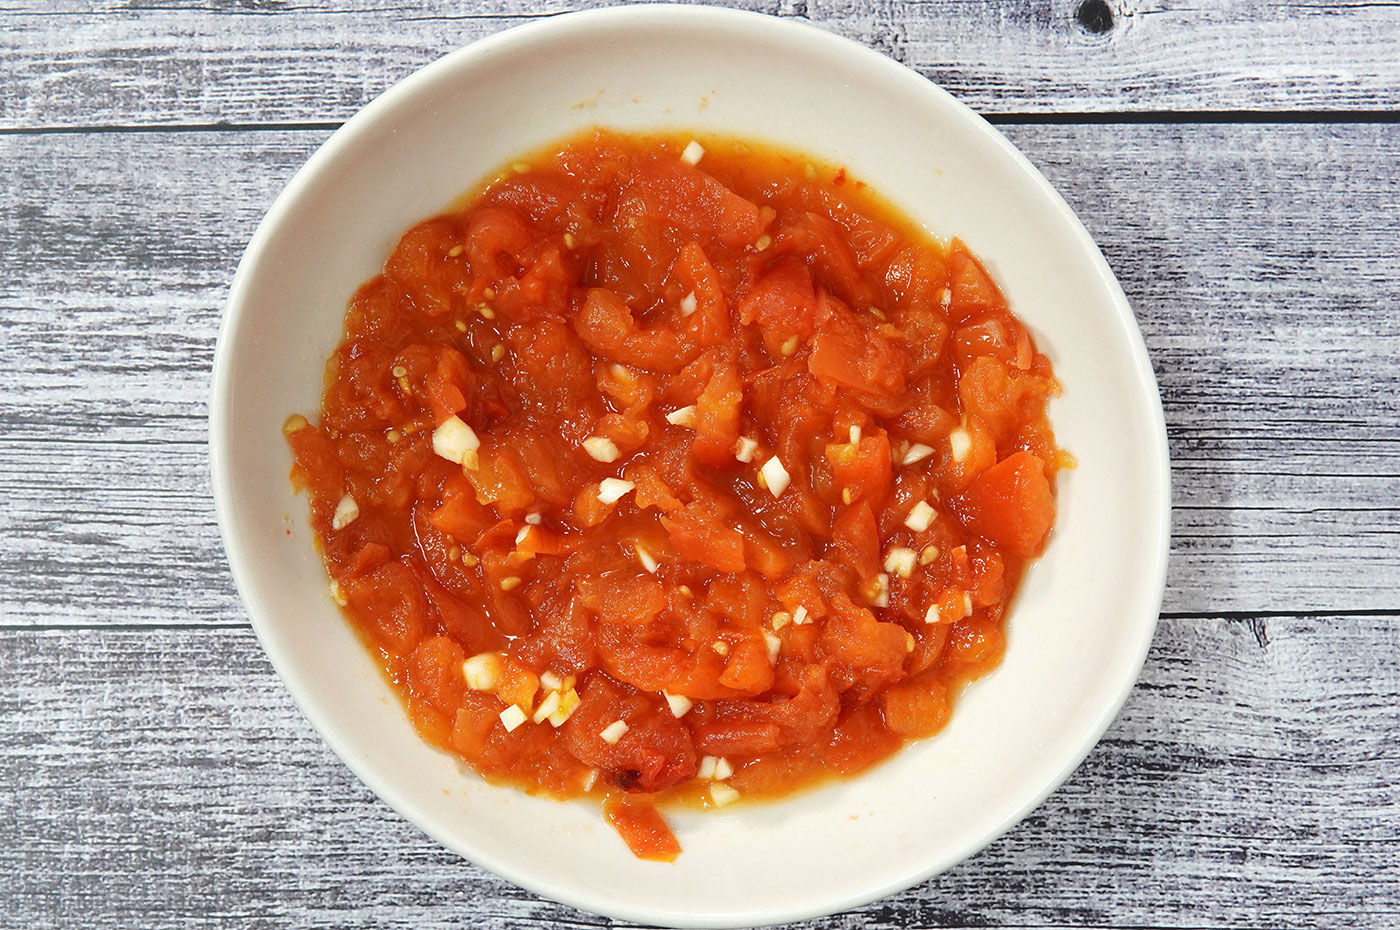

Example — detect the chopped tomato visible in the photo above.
[604,800,682,862]
[288,130,1059,863]
[737,258,818,350]
[717,639,776,694]
[659,502,746,574]
[828,502,881,582]
[807,310,910,398]
[691,358,743,467]
[954,451,1055,557]
[428,475,492,539]
[824,433,893,510]
[881,675,951,739]
[947,238,1007,321]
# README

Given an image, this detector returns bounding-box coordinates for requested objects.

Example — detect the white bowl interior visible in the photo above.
[212,7,1169,927]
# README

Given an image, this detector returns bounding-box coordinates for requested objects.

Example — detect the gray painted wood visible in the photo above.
[3,0,1400,129]
[2,615,1397,929]
[4,1,1400,925]
[2,123,1397,625]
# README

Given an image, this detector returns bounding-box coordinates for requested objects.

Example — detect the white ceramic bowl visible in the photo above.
[211,6,1169,927]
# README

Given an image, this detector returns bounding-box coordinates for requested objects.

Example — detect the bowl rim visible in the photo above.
[210,5,1171,926]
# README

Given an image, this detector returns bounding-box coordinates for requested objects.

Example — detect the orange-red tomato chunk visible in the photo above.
[286,130,1062,859]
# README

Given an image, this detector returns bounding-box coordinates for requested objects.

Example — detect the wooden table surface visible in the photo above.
[3,1,1398,927]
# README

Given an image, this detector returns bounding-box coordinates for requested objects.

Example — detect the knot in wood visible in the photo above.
[1076,0,1115,34]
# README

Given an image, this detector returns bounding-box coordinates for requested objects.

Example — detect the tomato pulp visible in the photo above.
[286,130,1063,861]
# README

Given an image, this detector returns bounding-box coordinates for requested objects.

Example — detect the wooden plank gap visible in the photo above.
[985,109,1400,125]
[0,121,343,137]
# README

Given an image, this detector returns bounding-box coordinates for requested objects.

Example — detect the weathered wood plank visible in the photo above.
[1,122,1397,623]
[3,0,1400,128]
[5,435,1397,625]
[2,616,1397,928]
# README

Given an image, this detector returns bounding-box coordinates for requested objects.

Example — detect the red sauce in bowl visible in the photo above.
[285,130,1063,860]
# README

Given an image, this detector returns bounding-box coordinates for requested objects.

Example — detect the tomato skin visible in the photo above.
[289,131,1060,858]
[422,577,501,651]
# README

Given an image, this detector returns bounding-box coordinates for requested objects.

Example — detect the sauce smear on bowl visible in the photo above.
[285,130,1063,860]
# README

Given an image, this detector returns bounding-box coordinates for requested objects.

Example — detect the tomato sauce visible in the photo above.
[285,130,1063,860]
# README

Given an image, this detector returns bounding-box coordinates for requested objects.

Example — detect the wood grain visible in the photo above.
[2,615,1396,928]
[3,0,1400,129]
[5,1,1400,925]
[2,122,1397,624]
